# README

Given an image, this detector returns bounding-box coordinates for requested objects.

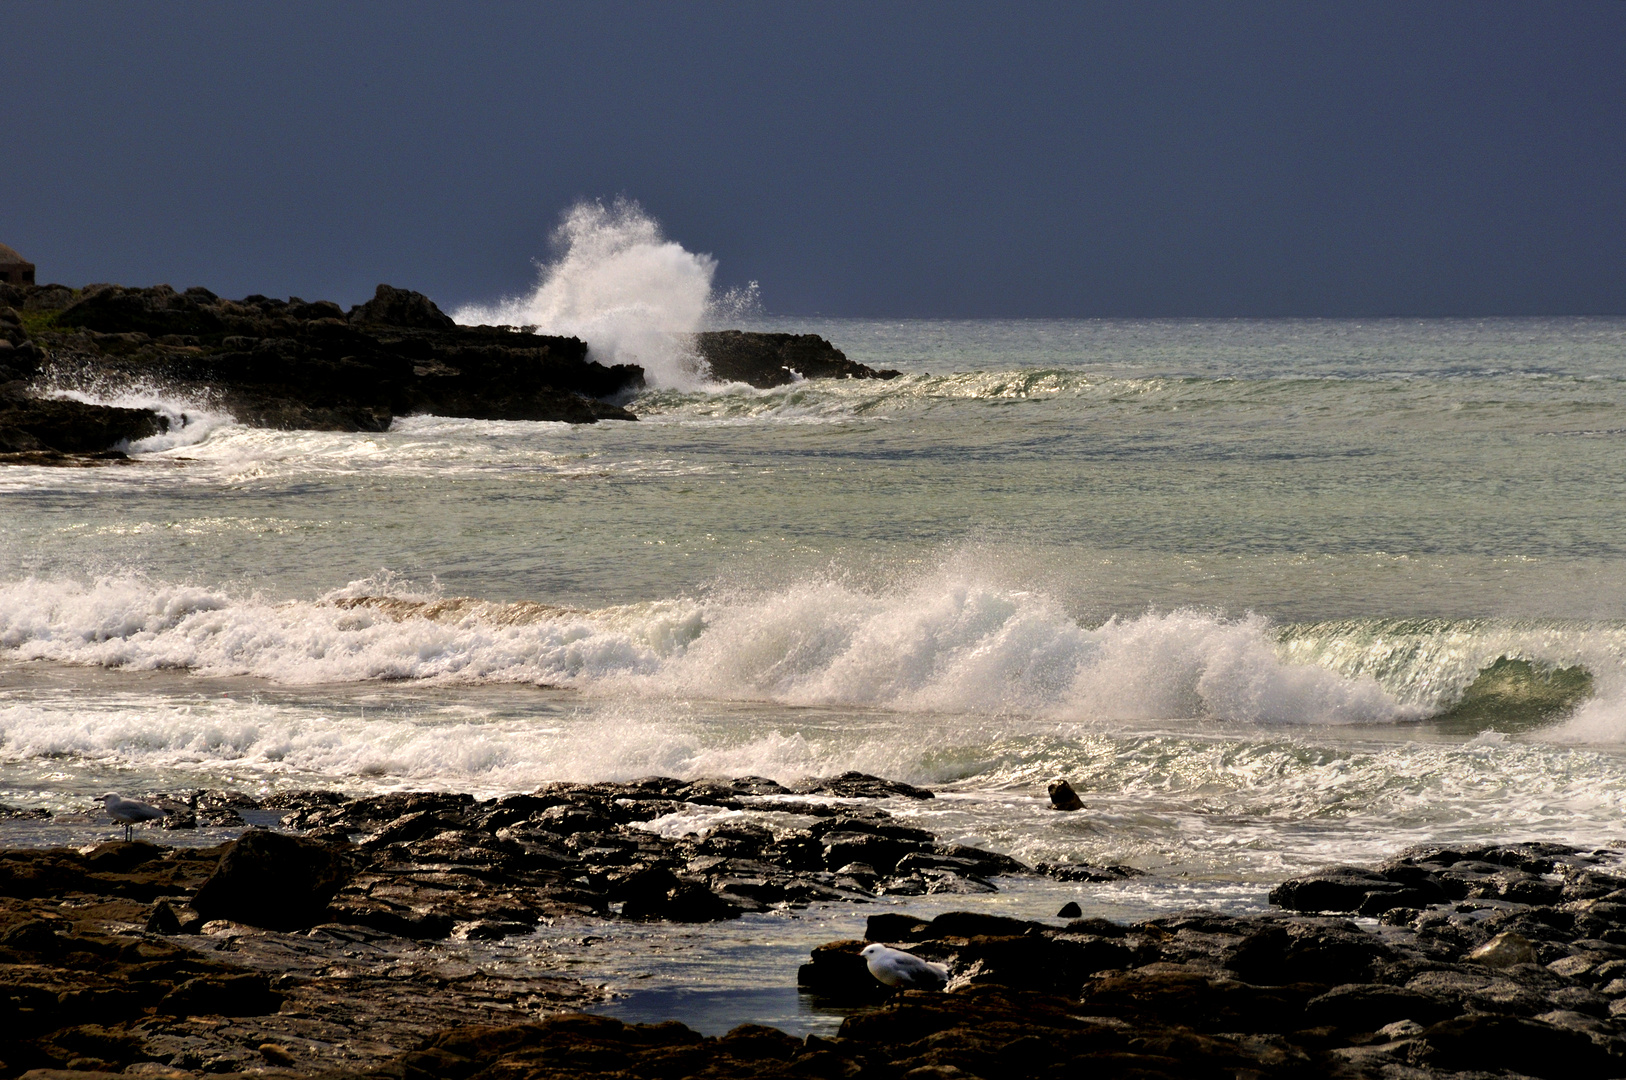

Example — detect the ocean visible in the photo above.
[5,309,1626,1031]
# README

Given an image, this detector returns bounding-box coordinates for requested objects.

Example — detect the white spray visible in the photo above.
[453,199,721,390]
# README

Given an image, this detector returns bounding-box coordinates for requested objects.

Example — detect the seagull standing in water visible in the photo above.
[860,943,950,990]
[100,793,167,840]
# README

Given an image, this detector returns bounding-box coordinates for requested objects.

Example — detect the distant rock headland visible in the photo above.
[0,282,898,462]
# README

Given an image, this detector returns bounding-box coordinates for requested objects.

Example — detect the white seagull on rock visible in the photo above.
[860,943,950,991]
[100,793,167,840]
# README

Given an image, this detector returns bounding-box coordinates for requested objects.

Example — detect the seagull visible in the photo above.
[860,943,950,991]
[100,793,167,840]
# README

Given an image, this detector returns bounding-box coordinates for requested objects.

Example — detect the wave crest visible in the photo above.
[0,571,1420,726]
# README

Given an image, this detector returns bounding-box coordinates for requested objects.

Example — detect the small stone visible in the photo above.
[1468,931,1537,967]
[1377,1019,1425,1040]
[257,1045,297,1066]
[1047,780,1084,811]
[1057,901,1082,918]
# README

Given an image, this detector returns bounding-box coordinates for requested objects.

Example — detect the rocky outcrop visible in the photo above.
[0,282,643,461]
[3,774,1066,945]
[13,788,1626,1078]
[781,840,1626,1079]
[0,284,900,459]
[16,282,641,433]
[0,839,597,1075]
[0,390,166,457]
[694,330,901,388]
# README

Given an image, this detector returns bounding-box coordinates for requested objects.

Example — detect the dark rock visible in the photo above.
[191,829,355,930]
[19,282,641,434]
[83,841,163,873]
[0,918,67,954]
[0,392,167,455]
[1270,865,1444,914]
[1302,982,1456,1032]
[1037,860,1145,882]
[1048,779,1084,810]
[348,283,456,329]
[694,330,900,388]
[926,911,1046,940]
[1409,1013,1620,1078]
[144,899,203,935]
[1226,921,1392,986]
[616,866,742,922]
[1058,901,1082,918]
[797,939,890,1001]
[1077,969,1311,1033]
[867,913,933,942]
[820,830,921,873]
[790,771,935,799]
[157,973,282,1017]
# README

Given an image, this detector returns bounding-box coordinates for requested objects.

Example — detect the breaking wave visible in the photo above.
[0,569,1516,728]
[452,199,718,390]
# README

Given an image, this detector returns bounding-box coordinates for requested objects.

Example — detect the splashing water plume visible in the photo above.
[454,200,718,389]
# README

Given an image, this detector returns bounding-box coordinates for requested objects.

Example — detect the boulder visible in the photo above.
[1408,1014,1620,1078]
[694,331,901,388]
[191,829,354,930]
[1048,779,1084,810]
[1269,865,1444,914]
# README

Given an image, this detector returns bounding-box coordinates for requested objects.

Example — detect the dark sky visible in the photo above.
[3,1,1623,317]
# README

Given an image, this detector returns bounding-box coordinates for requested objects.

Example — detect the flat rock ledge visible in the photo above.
[0,283,897,461]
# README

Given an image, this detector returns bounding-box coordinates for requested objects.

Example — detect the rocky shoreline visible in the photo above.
[5,777,1626,1078]
[0,282,898,462]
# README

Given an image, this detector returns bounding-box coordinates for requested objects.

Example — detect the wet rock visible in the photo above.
[191,829,355,930]
[0,392,167,456]
[1036,860,1145,882]
[17,282,641,434]
[1270,865,1444,914]
[157,974,282,1017]
[144,900,203,935]
[1408,1013,1619,1078]
[1058,901,1082,917]
[1048,779,1084,810]
[1470,930,1539,967]
[1226,920,1393,986]
[790,771,936,799]
[797,939,892,1001]
[1302,982,1456,1032]
[694,331,900,388]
